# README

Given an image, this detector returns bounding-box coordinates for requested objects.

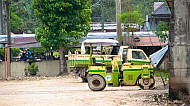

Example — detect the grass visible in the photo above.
[154,68,169,81]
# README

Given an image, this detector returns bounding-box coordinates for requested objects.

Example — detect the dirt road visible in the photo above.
[0,76,168,106]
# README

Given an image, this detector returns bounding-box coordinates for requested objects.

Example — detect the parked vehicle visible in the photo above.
[67,39,129,82]
[87,48,155,91]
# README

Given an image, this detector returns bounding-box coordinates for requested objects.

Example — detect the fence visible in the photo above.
[0,60,60,78]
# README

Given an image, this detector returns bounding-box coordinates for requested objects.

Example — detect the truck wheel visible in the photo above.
[88,75,106,91]
[138,76,155,90]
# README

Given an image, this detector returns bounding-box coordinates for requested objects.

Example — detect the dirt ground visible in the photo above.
[0,75,170,106]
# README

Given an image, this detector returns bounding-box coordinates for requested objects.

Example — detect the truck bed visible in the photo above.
[67,54,122,68]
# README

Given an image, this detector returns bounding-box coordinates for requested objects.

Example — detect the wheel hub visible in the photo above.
[92,79,101,87]
[143,79,149,85]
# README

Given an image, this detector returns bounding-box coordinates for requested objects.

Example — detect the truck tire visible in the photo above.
[88,75,106,91]
[138,75,155,90]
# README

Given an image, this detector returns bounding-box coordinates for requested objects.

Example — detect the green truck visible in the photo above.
[67,45,129,82]
[67,39,129,82]
[87,48,155,91]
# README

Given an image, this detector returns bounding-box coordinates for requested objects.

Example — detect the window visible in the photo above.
[122,48,127,63]
[132,51,146,60]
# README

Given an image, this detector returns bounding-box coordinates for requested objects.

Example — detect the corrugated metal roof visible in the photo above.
[12,37,40,48]
[13,37,37,44]
[12,42,41,48]
[126,37,167,46]
[150,45,168,67]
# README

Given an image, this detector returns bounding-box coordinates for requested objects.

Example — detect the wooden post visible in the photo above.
[115,0,122,46]
[5,0,11,78]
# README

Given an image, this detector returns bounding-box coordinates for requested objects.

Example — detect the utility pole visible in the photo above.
[0,0,3,34]
[5,0,11,78]
[115,0,122,46]
[0,0,6,35]
[101,0,104,32]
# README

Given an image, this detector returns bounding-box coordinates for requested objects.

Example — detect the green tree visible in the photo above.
[120,11,143,25]
[120,11,143,46]
[10,13,24,33]
[0,48,20,60]
[33,0,92,75]
[128,0,165,18]
[155,21,169,42]
[11,0,37,33]
[91,0,115,22]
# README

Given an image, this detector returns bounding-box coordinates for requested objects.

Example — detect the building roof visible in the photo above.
[13,37,37,44]
[152,2,171,15]
[136,37,167,46]
[12,42,41,48]
[126,36,167,47]
[12,37,41,48]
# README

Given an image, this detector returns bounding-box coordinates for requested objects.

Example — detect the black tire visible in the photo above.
[138,75,155,90]
[88,75,106,91]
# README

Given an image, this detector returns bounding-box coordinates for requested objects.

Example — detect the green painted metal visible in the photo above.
[101,72,119,87]
[68,60,122,67]
[88,70,105,72]
[89,43,92,66]
[123,68,153,71]
[141,67,150,78]
[87,47,154,89]
[122,66,152,85]
[123,71,140,85]
[88,69,119,87]
[128,60,150,65]
[111,72,119,87]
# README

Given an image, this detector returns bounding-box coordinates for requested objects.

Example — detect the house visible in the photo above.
[149,2,171,31]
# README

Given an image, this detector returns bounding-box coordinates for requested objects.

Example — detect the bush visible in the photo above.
[25,62,39,76]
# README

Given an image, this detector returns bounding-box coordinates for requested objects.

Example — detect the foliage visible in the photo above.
[154,69,169,81]
[10,0,166,32]
[10,13,24,33]
[33,0,92,49]
[155,21,169,42]
[24,62,39,76]
[11,0,37,33]
[91,0,166,22]
[120,11,143,30]
[11,48,20,57]
[91,0,115,22]
[128,0,165,18]
[0,48,20,58]
[120,11,143,24]
[29,47,46,55]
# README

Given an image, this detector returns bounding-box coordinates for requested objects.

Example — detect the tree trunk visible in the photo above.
[58,47,68,76]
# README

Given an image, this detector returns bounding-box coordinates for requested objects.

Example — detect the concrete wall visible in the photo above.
[169,0,190,99]
[0,60,60,78]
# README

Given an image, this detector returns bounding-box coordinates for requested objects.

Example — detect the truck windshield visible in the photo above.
[111,46,120,55]
[132,51,147,60]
